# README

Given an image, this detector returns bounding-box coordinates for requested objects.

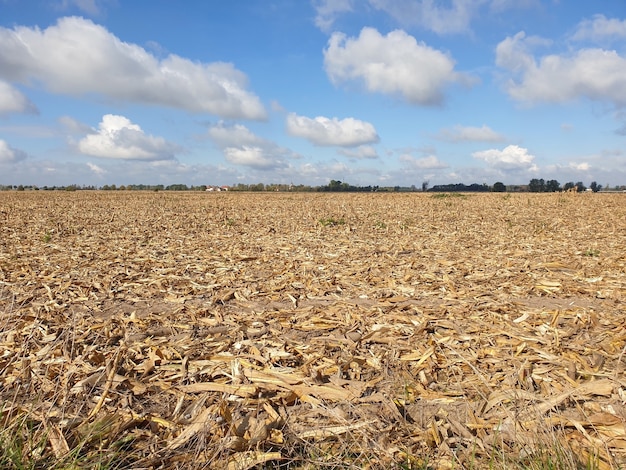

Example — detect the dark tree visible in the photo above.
[492,182,506,192]
[422,181,429,192]
[563,182,576,192]
[528,178,546,192]
[575,181,586,192]
[589,181,602,192]
[545,180,561,192]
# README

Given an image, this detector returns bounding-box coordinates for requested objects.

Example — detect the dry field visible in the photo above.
[0,190,625,469]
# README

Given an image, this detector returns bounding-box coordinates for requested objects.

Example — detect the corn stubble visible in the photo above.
[0,191,624,469]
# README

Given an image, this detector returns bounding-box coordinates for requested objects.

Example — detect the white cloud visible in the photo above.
[0,81,37,115]
[0,139,27,164]
[208,122,297,170]
[496,31,626,107]
[0,17,266,120]
[86,162,107,175]
[286,113,379,147]
[472,144,537,170]
[569,162,590,171]
[223,146,285,170]
[368,0,480,35]
[77,114,180,160]
[436,124,505,142]
[208,122,265,148]
[571,15,626,43]
[324,27,472,106]
[312,0,353,32]
[338,145,379,159]
[399,154,448,169]
[495,31,551,73]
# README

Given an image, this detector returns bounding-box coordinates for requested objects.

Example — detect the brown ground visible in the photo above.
[0,191,624,469]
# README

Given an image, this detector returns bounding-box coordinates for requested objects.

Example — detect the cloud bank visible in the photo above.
[0,17,266,120]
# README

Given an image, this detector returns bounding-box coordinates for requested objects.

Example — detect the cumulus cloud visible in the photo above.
[472,144,537,170]
[0,139,27,164]
[286,113,378,147]
[77,114,180,160]
[223,146,283,170]
[571,15,626,43]
[208,121,296,170]
[399,154,448,169]
[324,27,473,106]
[368,0,478,35]
[436,124,505,142]
[312,0,353,32]
[338,145,379,159]
[0,17,266,120]
[496,31,626,107]
[0,81,37,115]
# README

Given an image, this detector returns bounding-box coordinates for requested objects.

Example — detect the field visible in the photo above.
[0,190,625,469]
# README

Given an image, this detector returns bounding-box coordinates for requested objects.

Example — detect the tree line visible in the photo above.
[1,179,622,193]
[527,179,603,192]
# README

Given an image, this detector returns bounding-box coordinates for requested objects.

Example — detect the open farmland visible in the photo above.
[0,191,625,469]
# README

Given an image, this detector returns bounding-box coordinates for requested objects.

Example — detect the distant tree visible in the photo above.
[492,182,506,192]
[17,185,25,191]
[545,180,561,192]
[528,178,545,192]
[328,180,342,191]
[575,181,586,192]
[422,181,429,192]
[589,181,602,192]
[429,183,490,192]
[563,182,576,192]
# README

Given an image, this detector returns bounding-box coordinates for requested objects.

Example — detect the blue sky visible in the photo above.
[1,0,625,188]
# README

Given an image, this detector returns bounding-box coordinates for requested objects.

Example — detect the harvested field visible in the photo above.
[0,190,625,469]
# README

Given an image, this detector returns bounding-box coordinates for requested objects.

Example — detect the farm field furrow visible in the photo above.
[0,191,625,469]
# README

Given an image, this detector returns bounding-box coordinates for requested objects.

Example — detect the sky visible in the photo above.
[0,0,625,188]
